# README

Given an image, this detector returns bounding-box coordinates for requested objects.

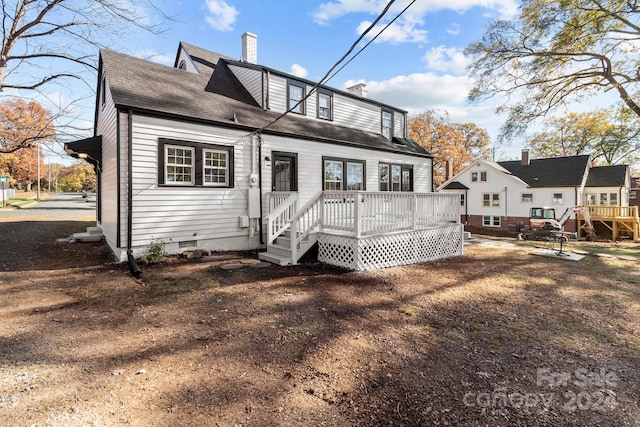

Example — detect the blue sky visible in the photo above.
[37,0,533,162]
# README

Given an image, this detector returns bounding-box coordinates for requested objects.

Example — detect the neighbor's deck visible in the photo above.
[577,205,639,240]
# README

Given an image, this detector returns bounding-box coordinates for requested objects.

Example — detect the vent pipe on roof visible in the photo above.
[241,32,257,64]
[521,149,530,166]
[347,83,368,98]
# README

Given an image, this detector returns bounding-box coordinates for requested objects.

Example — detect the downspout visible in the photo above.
[258,133,264,244]
[504,186,508,221]
[465,189,469,224]
[126,110,141,277]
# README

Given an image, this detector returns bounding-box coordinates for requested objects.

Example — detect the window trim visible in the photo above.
[381,109,393,140]
[521,193,533,203]
[322,156,366,191]
[202,148,230,187]
[287,80,306,115]
[317,90,333,121]
[158,138,234,188]
[553,193,563,204]
[379,162,413,192]
[164,144,195,186]
[471,172,478,182]
[480,171,487,182]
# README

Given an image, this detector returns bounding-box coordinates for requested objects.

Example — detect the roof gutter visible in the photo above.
[112,105,433,159]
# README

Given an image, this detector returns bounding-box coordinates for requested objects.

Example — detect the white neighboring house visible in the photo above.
[438,150,632,237]
[65,34,463,270]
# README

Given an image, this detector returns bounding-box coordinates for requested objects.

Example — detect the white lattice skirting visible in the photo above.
[317,223,464,271]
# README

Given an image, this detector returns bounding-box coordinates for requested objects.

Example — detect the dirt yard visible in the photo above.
[1,218,639,426]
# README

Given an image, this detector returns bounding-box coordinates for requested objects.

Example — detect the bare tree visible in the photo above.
[0,0,169,152]
[466,0,640,142]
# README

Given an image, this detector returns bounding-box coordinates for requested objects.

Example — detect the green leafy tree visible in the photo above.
[466,0,640,141]
[528,109,640,165]
[408,110,492,186]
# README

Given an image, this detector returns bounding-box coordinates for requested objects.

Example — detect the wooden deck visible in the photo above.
[263,191,463,270]
[577,205,639,241]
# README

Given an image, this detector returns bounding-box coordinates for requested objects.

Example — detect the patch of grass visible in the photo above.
[398,307,416,317]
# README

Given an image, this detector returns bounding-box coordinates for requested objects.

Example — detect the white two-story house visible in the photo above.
[66,33,463,271]
[438,150,635,239]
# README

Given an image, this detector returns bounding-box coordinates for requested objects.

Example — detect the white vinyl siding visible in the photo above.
[229,64,263,106]
[175,48,199,74]
[128,116,250,249]
[95,76,119,247]
[262,134,432,208]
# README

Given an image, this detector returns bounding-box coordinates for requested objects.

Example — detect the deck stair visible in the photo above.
[258,228,317,266]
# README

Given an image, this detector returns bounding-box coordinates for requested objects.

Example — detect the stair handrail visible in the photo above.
[289,191,323,262]
[266,192,298,245]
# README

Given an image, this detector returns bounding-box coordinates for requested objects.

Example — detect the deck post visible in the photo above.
[290,219,298,265]
[412,194,417,230]
[354,192,361,237]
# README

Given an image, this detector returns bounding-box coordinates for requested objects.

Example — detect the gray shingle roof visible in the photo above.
[100,48,432,158]
[441,181,468,190]
[585,165,628,187]
[176,42,234,74]
[498,155,590,187]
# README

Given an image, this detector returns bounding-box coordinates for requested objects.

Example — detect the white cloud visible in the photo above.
[424,46,469,74]
[205,0,239,32]
[312,0,519,40]
[290,64,308,78]
[313,0,519,23]
[136,49,174,66]
[344,72,473,114]
[446,23,461,35]
[356,20,427,44]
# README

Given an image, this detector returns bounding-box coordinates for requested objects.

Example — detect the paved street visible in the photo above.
[0,192,96,221]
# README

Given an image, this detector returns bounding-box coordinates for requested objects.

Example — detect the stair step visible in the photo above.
[87,226,103,235]
[258,251,292,266]
[72,232,103,242]
[266,243,293,258]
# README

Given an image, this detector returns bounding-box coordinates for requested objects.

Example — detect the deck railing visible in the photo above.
[266,192,299,245]
[321,191,459,237]
[584,205,639,219]
[267,191,460,243]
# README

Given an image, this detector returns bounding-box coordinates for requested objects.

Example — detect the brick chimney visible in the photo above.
[445,160,453,180]
[347,83,368,98]
[241,32,257,64]
[521,149,530,166]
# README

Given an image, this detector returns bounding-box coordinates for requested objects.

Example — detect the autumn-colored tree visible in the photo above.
[0,147,44,189]
[56,162,96,192]
[0,99,56,153]
[408,110,491,186]
[528,109,640,166]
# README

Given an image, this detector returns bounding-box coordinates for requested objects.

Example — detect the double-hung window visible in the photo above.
[203,149,228,186]
[381,110,393,140]
[553,193,563,204]
[288,82,305,114]
[159,138,233,187]
[165,145,194,185]
[323,157,365,191]
[483,193,500,207]
[483,216,501,227]
[521,193,533,203]
[379,163,413,192]
[318,91,332,120]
